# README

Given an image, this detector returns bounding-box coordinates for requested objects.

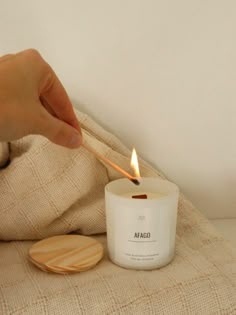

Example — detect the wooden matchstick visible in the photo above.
[82,142,140,185]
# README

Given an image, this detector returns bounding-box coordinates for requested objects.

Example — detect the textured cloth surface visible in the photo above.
[211,219,236,247]
[0,110,235,314]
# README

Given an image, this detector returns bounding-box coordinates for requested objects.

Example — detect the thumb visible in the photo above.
[35,108,83,149]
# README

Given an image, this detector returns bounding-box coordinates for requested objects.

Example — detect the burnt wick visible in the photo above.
[132,194,147,199]
[131,178,140,185]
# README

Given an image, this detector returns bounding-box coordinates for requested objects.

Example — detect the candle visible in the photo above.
[105,177,179,270]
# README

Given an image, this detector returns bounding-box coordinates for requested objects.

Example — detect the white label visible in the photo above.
[112,207,161,266]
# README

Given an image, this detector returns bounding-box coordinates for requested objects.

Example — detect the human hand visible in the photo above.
[0,49,82,148]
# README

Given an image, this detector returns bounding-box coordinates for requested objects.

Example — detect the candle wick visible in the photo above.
[131,178,140,185]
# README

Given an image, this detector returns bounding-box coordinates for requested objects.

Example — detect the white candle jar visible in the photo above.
[105,177,179,270]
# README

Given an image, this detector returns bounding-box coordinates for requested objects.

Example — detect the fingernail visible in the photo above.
[69,131,82,148]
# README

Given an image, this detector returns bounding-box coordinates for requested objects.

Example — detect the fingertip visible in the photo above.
[35,105,83,149]
[68,130,83,149]
[69,116,82,135]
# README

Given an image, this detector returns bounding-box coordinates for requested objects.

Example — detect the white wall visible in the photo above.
[1,0,236,219]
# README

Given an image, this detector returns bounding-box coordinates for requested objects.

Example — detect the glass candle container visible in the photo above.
[105,177,179,270]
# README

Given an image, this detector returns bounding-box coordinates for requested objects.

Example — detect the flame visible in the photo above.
[130,148,140,178]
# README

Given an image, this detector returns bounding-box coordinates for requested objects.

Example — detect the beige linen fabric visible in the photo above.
[0,109,235,314]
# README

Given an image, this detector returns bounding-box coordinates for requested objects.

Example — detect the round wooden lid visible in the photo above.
[29,235,104,274]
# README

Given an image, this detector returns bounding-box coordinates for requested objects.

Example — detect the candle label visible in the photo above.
[134,232,151,238]
[111,206,166,265]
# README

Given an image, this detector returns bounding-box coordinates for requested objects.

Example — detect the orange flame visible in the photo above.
[130,148,140,178]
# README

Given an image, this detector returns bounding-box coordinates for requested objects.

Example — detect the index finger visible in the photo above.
[40,64,81,134]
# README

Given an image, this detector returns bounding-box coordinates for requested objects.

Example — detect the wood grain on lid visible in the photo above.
[29,235,104,274]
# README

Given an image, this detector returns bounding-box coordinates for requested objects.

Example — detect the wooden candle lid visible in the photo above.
[29,235,104,274]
